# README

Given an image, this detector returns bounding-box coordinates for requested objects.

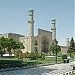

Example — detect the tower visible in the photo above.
[66,38,69,47]
[51,19,56,43]
[28,9,34,52]
[28,9,34,36]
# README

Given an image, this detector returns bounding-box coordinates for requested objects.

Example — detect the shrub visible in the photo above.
[29,52,37,60]
[41,52,45,60]
[0,60,23,68]
[62,54,67,60]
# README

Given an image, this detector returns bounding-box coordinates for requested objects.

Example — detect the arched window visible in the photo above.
[35,40,38,45]
[41,36,49,53]
[35,47,38,52]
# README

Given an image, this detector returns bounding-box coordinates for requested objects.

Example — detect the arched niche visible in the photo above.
[35,40,38,45]
[41,36,49,53]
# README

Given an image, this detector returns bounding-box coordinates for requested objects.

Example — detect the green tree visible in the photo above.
[30,49,41,60]
[24,51,30,58]
[30,52,37,60]
[6,38,14,56]
[41,52,45,60]
[14,41,24,58]
[0,37,24,57]
[6,37,24,56]
[0,37,7,57]
[15,49,23,59]
[68,37,75,57]
[50,39,61,63]
[0,44,3,57]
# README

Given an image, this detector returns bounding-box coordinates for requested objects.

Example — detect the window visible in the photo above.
[35,40,38,45]
[35,47,38,52]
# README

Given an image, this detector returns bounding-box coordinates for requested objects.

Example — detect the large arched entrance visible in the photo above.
[41,36,49,53]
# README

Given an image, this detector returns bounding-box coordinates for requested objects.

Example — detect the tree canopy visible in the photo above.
[50,39,61,63]
[68,37,75,57]
[0,37,24,57]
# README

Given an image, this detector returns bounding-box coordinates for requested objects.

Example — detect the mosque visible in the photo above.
[0,9,69,54]
[19,9,69,54]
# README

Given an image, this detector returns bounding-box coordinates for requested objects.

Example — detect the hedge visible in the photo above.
[0,60,38,69]
[0,60,23,68]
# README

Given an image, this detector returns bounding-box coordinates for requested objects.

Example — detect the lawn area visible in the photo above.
[0,56,64,68]
[0,57,17,60]
[67,52,75,58]
[23,56,63,65]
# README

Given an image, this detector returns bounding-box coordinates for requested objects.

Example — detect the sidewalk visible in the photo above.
[41,60,74,75]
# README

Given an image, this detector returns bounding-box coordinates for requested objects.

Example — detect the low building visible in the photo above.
[0,33,24,41]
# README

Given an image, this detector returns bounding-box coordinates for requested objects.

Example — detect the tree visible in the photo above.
[15,50,23,59]
[6,37,24,56]
[0,37,7,57]
[68,37,75,57]
[0,44,3,57]
[6,38,18,56]
[24,51,30,58]
[41,52,45,60]
[30,52,37,60]
[6,38,14,56]
[50,39,61,63]
[13,41,24,58]
[0,37,24,57]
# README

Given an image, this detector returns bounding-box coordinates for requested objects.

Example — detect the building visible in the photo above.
[0,9,69,54]
[19,9,69,53]
[20,28,52,53]
[19,9,53,53]
[0,33,24,55]
[0,33,24,41]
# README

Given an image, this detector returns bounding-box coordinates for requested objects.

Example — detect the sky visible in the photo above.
[0,0,74,46]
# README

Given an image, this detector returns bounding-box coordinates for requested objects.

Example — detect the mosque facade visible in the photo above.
[19,9,69,53]
[0,9,69,54]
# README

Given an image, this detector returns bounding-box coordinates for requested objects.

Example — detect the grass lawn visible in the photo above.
[23,56,63,64]
[0,57,20,61]
[0,56,63,64]
[67,52,75,58]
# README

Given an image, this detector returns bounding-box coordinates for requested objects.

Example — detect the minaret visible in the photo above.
[28,9,34,36]
[66,38,69,47]
[28,9,34,52]
[51,19,56,43]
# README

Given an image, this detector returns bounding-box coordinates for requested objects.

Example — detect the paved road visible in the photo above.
[0,61,75,75]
